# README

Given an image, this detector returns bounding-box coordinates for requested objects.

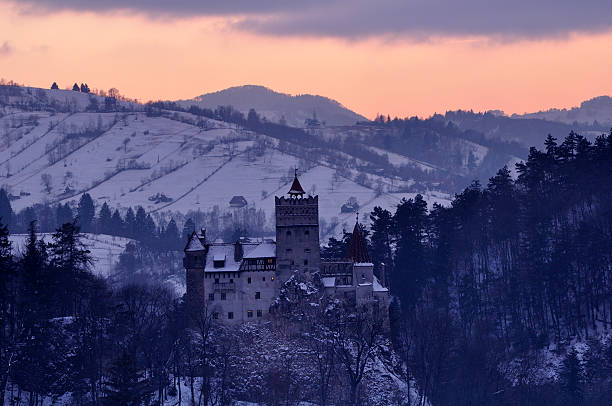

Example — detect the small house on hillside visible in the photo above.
[230,195,248,208]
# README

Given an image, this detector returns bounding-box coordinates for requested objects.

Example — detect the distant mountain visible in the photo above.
[515,95,612,126]
[178,85,367,127]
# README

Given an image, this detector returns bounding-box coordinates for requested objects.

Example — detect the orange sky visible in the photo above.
[1,3,611,119]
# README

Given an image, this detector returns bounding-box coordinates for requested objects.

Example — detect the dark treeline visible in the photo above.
[0,191,184,251]
[0,219,186,405]
[366,130,612,405]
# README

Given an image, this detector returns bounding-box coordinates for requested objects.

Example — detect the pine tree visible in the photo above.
[56,203,73,227]
[182,218,195,242]
[72,83,80,92]
[163,219,180,250]
[103,350,149,406]
[98,202,112,235]
[110,209,124,236]
[0,189,13,229]
[50,82,59,90]
[559,348,584,406]
[77,193,95,232]
[124,208,136,238]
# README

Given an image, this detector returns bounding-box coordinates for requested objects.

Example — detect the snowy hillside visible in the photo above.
[0,84,529,240]
[0,85,461,238]
[179,85,367,127]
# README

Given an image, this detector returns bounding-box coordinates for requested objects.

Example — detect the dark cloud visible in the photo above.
[11,0,612,40]
[0,41,13,56]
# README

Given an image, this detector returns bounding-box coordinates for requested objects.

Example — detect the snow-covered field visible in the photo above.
[0,86,455,238]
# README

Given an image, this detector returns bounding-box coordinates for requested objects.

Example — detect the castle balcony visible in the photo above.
[183,256,205,269]
[213,282,236,292]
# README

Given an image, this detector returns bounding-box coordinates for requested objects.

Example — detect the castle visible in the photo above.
[184,172,389,323]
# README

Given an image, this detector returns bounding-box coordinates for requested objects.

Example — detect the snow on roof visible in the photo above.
[185,234,205,252]
[243,241,276,259]
[354,262,374,267]
[373,276,389,292]
[322,277,336,288]
[205,244,240,272]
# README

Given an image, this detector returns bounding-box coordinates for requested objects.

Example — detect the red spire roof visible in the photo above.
[346,218,371,263]
[288,169,305,196]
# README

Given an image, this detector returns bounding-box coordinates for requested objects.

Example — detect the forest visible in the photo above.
[1,130,612,405]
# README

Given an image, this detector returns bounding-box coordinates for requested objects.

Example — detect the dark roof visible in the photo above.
[229,195,248,206]
[346,221,371,263]
[288,175,305,196]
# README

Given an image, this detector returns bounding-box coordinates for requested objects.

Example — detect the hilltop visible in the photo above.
[516,95,612,126]
[180,85,367,127]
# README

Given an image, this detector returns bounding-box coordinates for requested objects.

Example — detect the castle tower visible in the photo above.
[184,231,206,325]
[275,171,320,281]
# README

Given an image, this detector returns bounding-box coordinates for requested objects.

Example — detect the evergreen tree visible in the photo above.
[559,348,584,406]
[56,203,73,227]
[50,82,59,90]
[80,83,90,93]
[98,202,112,235]
[103,349,148,406]
[48,221,92,316]
[392,194,428,305]
[110,209,124,236]
[124,207,136,238]
[163,219,180,250]
[182,218,195,242]
[0,189,13,229]
[77,193,95,232]
[72,83,80,92]
[370,206,393,284]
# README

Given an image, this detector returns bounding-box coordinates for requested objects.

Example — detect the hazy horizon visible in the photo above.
[2,1,612,118]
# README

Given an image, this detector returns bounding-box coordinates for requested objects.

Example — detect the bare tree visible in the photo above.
[40,173,52,194]
[328,305,384,405]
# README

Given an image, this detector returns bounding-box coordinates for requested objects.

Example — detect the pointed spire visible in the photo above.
[288,167,305,196]
[346,217,371,263]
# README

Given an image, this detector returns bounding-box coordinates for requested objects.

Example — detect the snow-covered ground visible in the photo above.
[0,86,456,239]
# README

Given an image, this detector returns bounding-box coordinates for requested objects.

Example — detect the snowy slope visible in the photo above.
[0,85,458,239]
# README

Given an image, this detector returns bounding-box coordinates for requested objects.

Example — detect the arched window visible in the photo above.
[287,230,292,236]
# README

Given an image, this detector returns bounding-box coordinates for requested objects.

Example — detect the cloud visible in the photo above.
[0,41,13,56]
[10,0,612,41]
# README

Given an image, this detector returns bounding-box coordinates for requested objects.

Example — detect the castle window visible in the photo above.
[286,230,292,236]
[208,293,214,301]
[221,293,226,300]
[247,310,253,318]
[271,276,275,281]
[229,278,233,283]
[262,277,265,281]
[213,312,219,320]
[304,259,308,266]
[286,248,292,253]
[248,277,251,284]
[305,230,310,235]
[214,278,219,284]
[255,291,261,299]
[304,248,311,254]
[257,310,262,317]
[228,312,234,320]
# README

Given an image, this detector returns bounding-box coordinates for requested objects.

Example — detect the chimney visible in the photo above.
[199,228,206,244]
[234,241,243,262]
